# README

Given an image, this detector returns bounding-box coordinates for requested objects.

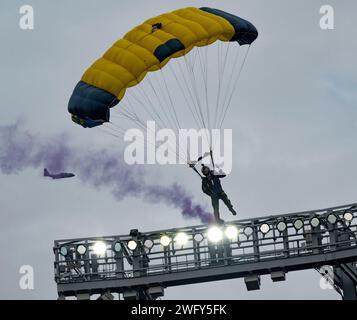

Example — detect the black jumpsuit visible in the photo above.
[202,171,234,222]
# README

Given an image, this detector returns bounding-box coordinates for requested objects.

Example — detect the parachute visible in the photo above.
[68,7,258,161]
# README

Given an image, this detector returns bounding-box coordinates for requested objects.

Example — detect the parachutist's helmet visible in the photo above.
[201,165,210,176]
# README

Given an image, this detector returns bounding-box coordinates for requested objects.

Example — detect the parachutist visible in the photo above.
[189,154,237,223]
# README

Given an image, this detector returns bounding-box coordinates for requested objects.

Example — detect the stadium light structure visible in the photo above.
[59,246,68,257]
[260,223,270,234]
[76,244,87,255]
[276,221,287,232]
[225,225,239,240]
[310,217,320,228]
[113,241,122,253]
[175,232,189,246]
[244,226,253,236]
[293,219,304,231]
[54,202,357,300]
[327,214,337,224]
[343,212,353,222]
[160,235,171,247]
[127,240,138,251]
[194,233,204,242]
[207,226,223,243]
[93,241,107,256]
[144,239,154,249]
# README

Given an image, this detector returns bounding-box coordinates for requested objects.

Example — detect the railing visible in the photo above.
[54,203,357,286]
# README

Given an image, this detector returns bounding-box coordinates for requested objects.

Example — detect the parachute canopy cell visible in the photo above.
[68,7,258,128]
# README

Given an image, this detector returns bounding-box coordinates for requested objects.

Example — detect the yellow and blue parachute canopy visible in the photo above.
[68,7,258,128]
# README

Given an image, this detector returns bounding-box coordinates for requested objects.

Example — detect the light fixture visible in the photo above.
[76,244,87,255]
[310,217,320,228]
[260,223,270,234]
[207,226,223,243]
[194,233,204,242]
[93,241,107,256]
[244,227,253,236]
[293,219,304,230]
[160,235,171,247]
[113,241,122,253]
[144,239,154,249]
[343,212,353,222]
[59,246,68,256]
[127,240,138,251]
[327,214,337,224]
[175,232,189,246]
[276,221,287,232]
[225,225,239,240]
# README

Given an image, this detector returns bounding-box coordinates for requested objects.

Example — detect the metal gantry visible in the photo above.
[53,203,357,300]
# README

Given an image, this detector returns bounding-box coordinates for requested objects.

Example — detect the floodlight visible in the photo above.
[327,214,337,224]
[276,221,287,232]
[244,227,253,236]
[225,225,239,240]
[144,239,154,249]
[310,217,320,228]
[343,212,353,222]
[194,233,204,242]
[93,241,107,256]
[59,246,68,256]
[293,219,304,230]
[113,241,122,253]
[160,235,171,247]
[175,232,189,245]
[76,244,87,255]
[127,240,138,251]
[207,226,223,243]
[260,223,270,234]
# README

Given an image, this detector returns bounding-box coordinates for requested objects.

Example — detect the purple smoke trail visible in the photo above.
[0,121,213,224]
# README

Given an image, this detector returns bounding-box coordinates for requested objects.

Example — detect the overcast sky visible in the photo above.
[0,0,356,299]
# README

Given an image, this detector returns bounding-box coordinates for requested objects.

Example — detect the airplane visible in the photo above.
[44,168,75,180]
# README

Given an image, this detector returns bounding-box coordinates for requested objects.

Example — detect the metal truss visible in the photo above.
[53,203,357,300]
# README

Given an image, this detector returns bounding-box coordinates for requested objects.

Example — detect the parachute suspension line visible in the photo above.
[176,55,211,163]
[124,94,143,121]
[97,126,122,140]
[134,85,167,129]
[145,74,179,133]
[155,70,189,161]
[114,95,165,137]
[174,60,204,130]
[167,64,201,129]
[106,122,185,164]
[218,45,251,129]
[216,44,241,128]
[125,89,164,128]
[158,69,181,130]
[145,73,189,162]
[102,123,126,137]
[142,77,174,130]
[109,111,188,164]
[197,45,211,144]
[112,106,145,132]
[151,71,180,133]
[113,99,140,123]
[211,44,250,153]
[117,84,188,164]
[183,52,211,149]
[213,41,222,132]
[183,53,207,131]
[213,41,231,130]
[144,69,188,161]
